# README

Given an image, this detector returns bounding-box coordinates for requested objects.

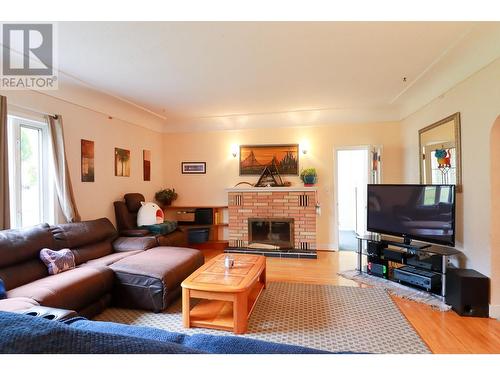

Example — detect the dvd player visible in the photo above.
[393,265,441,291]
[382,247,407,263]
[406,254,443,272]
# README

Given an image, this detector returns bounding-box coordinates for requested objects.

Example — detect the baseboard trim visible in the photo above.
[489,304,500,319]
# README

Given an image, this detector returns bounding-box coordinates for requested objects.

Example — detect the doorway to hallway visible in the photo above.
[336,147,371,251]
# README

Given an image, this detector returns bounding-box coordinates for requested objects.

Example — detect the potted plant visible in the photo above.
[155,188,178,207]
[300,168,318,186]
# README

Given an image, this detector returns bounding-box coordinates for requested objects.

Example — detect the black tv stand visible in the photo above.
[403,235,412,246]
[355,234,462,300]
[382,239,431,253]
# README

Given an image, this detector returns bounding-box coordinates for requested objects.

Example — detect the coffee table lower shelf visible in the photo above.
[183,280,265,334]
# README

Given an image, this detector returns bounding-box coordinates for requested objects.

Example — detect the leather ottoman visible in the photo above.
[109,247,204,312]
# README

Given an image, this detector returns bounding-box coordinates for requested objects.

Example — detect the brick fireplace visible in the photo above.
[226,187,317,257]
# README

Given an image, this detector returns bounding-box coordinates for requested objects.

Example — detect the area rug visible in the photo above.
[95,282,430,354]
[338,270,451,312]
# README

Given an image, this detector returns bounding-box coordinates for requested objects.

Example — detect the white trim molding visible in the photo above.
[490,304,500,320]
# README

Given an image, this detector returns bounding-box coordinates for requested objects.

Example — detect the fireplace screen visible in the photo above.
[248,218,294,249]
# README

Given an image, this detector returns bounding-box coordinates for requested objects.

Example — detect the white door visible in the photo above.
[335,146,381,251]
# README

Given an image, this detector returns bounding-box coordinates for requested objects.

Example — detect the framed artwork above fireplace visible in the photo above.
[239,144,299,175]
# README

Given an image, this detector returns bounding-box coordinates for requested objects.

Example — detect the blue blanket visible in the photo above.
[0,312,328,354]
[0,312,200,354]
[67,317,328,354]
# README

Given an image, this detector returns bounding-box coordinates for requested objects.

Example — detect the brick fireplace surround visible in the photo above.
[227,187,317,251]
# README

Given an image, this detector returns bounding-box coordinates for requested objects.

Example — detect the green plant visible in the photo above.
[155,188,178,206]
[300,168,317,182]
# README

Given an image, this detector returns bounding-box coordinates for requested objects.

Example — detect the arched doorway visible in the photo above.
[490,116,500,315]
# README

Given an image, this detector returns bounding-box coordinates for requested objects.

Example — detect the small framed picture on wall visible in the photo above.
[81,139,95,182]
[143,150,151,181]
[181,162,206,174]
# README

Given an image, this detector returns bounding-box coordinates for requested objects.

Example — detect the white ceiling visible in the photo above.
[56,22,482,126]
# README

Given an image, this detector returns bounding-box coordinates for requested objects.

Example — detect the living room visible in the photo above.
[1,1,500,372]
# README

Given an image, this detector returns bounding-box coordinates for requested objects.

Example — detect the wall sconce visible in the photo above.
[230,144,239,158]
[300,141,309,155]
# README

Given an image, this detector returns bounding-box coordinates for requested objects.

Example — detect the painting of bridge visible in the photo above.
[239,144,299,175]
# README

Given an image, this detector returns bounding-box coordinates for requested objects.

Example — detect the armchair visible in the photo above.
[113,193,187,247]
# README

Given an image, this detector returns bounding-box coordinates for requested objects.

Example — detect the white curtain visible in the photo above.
[46,114,81,223]
[0,95,10,229]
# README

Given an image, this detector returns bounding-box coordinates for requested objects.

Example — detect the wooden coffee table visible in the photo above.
[181,253,266,334]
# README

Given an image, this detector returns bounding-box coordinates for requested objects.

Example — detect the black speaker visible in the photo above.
[445,268,489,317]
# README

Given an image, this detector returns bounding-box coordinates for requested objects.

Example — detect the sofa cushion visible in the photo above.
[119,228,150,237]
[7,266,114,311]
[50,218,118,265]
[0,259,49,291]
[156,229,187,247]
[124,193,145,213]
[114,202,138,231]
[39,248,76,275]
[0,297,39,312]
[110,246,204,312]
[112,236,157,252]
[71,240,115,265]
[0,224,54,268]
[79,250,142,267]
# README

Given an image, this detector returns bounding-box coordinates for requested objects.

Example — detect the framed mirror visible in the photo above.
[419,112,462,192]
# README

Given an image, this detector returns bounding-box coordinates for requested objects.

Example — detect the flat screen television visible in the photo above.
[367,184,456,247]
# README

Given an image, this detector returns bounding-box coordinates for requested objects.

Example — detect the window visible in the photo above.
[8,115,54,228]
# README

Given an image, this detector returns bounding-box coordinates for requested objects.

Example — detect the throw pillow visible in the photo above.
[39,248,76,275]
[0,279,6,299]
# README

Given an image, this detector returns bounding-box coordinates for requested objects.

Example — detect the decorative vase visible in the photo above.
[303,175,317,186]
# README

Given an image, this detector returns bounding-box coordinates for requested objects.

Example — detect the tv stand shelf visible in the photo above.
[356,234,462,300]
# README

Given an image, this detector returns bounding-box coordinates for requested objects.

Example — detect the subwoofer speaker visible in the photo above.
[445,268,489,317]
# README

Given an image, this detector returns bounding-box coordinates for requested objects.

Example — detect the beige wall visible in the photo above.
[163,122,403,249]
[401,58,500,315]
[1,89,166,226]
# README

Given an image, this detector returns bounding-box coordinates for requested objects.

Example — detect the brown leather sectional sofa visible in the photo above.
[0,218,204,317]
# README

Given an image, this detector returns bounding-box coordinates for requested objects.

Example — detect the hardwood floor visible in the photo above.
[203,249,500,354]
